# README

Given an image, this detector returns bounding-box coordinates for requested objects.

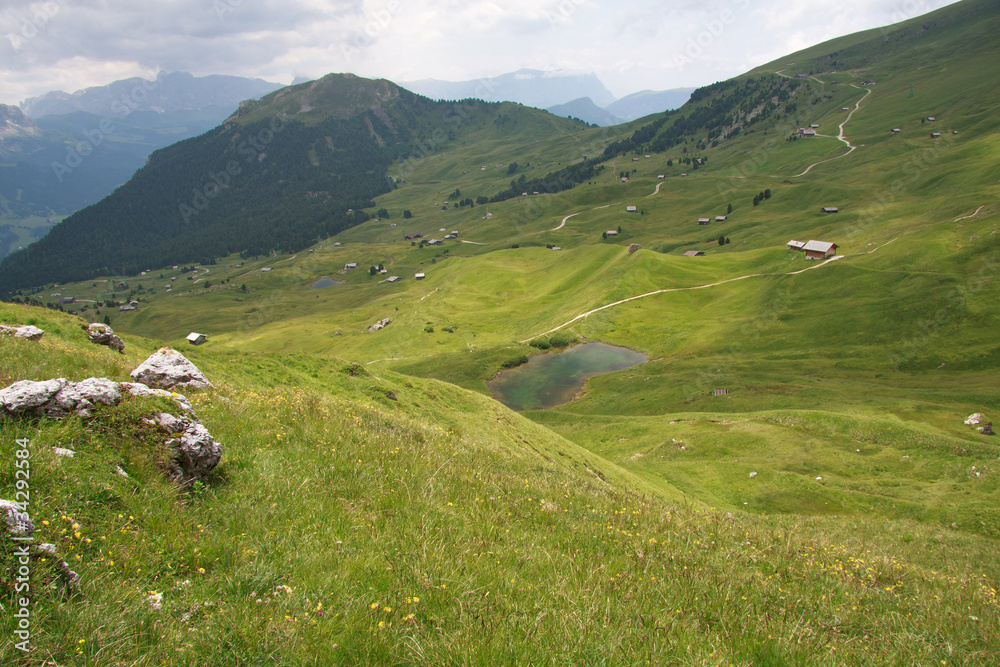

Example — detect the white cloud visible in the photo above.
[0,0,966,106]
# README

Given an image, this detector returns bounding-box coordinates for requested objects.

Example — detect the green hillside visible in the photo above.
[3,304,999,665]
[3,0,1000,662]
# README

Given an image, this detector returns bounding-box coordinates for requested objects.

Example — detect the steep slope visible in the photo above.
[0,74,592,293]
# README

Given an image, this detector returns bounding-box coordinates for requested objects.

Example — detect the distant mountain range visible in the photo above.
[0,73,284,259]
[20,71,283,118]
[402,70,693,126]
[543,88,696,126]
[402,69,617,109]
[605,88,696,122]
[545,98,623,127]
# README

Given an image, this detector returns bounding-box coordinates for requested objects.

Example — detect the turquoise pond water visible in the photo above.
[487,342,647,411]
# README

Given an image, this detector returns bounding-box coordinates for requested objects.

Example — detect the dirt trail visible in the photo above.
[953,205,986,222]
[550,204,612,231]
[520,237,899,342]
[791,85,871,177]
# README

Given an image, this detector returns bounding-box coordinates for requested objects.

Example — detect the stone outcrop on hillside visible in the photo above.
[1,377,220,484]
[369,318,392,333]
[628,244,642,254]
[130,348,212,390]
[86,323,125,353]
[0,324,44,341]
[965,413,985,425]
[0,377,120,418]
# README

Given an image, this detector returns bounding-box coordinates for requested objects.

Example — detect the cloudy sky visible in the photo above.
[1,0,961,106]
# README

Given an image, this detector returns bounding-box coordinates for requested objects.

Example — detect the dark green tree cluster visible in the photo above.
[752,189,772,206]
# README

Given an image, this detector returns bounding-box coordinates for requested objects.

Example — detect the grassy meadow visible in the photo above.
[2,304,999,665]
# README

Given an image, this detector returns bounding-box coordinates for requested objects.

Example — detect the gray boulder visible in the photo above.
[0,377,121,418]
[86,323,125,353]
[978,423,993,436]
[170,420,223,483]
[130,348,212,390]
[0,324,44,341]
[368,318,392,333]
[0,378,68,417]
[965,413,985,425]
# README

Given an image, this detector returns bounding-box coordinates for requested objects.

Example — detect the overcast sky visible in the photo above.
[0,0,962,106]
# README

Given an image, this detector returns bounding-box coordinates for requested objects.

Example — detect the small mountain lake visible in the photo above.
[488,342,647,411]
[311,276,342,289]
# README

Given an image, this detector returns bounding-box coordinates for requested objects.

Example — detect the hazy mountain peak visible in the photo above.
[20,71,284,119]
[402,69,616,109]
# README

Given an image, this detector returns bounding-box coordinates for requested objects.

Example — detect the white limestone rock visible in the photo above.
[0,324,44,341]
[86,323,125,353]
[0,378,69,417]
[130,348,212,391]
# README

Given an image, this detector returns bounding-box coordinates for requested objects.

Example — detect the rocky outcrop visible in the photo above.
[144,412,222,483]
[368,318,392,333]
[1,377,220,484]
[0,324,44,341]
[628,243,642,254]
[965,413,985,425]
[0,377,120,418]
[978,423,993,436]
[86,323,125,353]
[130,348,212,390]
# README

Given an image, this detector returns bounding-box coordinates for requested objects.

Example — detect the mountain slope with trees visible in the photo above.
[0,76,590,292]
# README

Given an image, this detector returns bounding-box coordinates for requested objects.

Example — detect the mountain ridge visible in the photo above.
[20,71,284,118]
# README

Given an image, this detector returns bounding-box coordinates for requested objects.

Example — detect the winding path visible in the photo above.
[521,256,843,342]
[791,85,871,177]
[953,205,986,222]
[550,204,612,231]
[520,237,898,342]
[648,181,664,197]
